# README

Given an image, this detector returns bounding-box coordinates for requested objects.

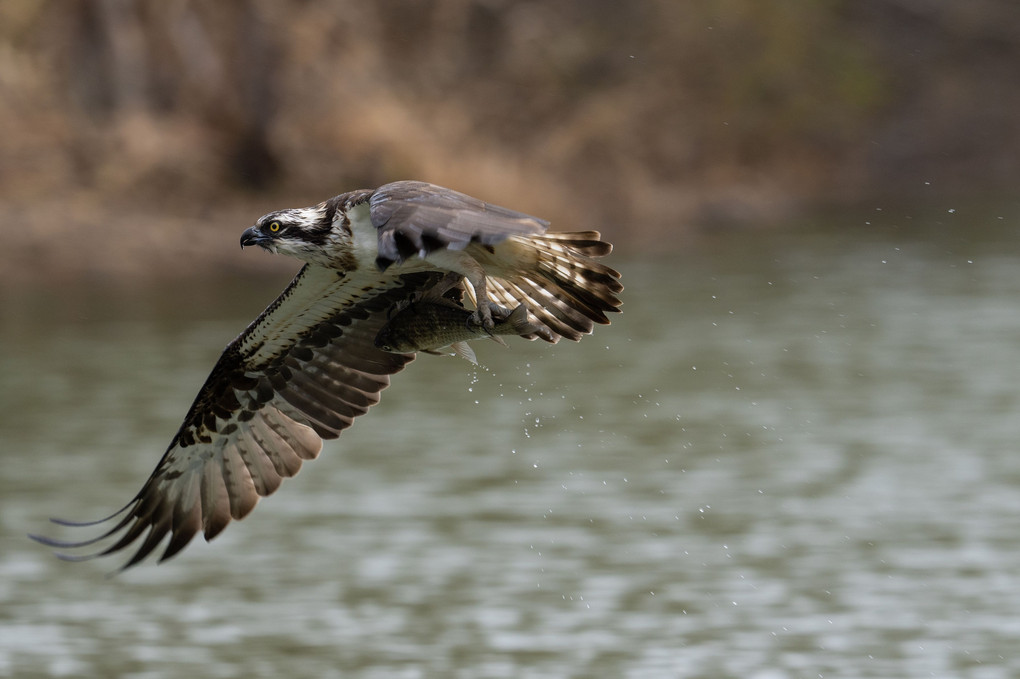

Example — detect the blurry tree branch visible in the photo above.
[0,0,1017,264]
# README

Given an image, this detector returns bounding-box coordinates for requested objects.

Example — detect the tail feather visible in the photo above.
[512,276,595,338]
[483,277,587,342]
[480,230,622,343]
[536,230,615,258]
[523,275,612,325]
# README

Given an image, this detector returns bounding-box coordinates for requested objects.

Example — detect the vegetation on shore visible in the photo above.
[1,1,1017,281]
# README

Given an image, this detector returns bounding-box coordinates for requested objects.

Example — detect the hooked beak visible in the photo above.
[240,226,269,249]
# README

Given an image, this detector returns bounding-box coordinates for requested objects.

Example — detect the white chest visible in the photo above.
[346,203,382,270]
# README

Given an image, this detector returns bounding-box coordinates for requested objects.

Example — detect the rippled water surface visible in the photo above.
[3,209,1020,678]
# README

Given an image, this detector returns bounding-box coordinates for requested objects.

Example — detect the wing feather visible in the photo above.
[235,430,284,496]
[276,386,356,437]
[163,493,201,561]
[221,445,259,520]
[247,415,301,479]
[200,459,231,539]
[34,265,440,569]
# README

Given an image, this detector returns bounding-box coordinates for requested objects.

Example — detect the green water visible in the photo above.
[3,207,1020,678]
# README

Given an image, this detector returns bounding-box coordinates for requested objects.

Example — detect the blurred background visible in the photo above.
[1,0,1018,280]
[4,2,1020,678]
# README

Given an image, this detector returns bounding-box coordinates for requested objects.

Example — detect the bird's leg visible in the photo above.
[464,273,509,333]
[422,271,464,301]
[465,304,514,332]
[423,250,505,332]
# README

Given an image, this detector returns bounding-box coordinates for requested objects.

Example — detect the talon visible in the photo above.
[470,301,508,335]
[489,303,513,323]
[469,304,496,334]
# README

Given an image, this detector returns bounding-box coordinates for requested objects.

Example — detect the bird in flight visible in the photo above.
[32,181,622,570]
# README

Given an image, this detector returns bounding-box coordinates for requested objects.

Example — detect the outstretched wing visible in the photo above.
[33,265,441,570]
[370,180,548,267]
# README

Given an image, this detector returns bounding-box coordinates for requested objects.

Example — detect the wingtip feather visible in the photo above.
[47,501,132,528]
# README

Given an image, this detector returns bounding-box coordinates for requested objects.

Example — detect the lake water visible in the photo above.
[3,206,1020,678]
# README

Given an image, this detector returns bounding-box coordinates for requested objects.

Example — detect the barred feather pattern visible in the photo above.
[31,267,441,570]
[474,231,623,342]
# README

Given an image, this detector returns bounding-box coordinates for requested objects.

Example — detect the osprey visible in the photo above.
[32,181,622,570]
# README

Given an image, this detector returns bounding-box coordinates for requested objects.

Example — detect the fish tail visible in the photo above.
[507,304,541,337]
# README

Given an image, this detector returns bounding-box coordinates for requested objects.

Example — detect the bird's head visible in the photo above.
[240,198,350,266]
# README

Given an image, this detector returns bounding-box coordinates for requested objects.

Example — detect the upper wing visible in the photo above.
[33,265,441,570]
[370,181,549,267]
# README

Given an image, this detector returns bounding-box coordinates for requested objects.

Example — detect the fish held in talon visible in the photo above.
[375,299,541,364]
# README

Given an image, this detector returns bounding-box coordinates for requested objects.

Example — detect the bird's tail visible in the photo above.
[484,231,623,343]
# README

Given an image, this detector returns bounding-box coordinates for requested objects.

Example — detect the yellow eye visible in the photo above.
[268,221,281,233]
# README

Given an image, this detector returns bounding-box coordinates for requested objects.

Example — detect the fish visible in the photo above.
[374,298,540,364]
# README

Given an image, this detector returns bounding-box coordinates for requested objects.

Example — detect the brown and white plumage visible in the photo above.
[32,181,621,569]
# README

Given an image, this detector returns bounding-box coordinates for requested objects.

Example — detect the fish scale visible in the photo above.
[374,299,539,363]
